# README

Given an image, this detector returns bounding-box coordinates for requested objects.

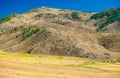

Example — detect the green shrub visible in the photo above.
[35,13,43,17]
[10,27,19,33]
[71,12,80,20]
[16,35,19,38]
[22,26,46,40]
[0,14,17,24]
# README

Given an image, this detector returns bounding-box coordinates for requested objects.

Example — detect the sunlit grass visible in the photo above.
[0,50,119,73]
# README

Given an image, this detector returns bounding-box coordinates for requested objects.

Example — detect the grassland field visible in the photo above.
[0,50,120,78]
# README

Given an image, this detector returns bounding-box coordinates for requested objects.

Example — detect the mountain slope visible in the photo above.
[0,7,120,59]
[90,8,120,32]
[90,8,120,52]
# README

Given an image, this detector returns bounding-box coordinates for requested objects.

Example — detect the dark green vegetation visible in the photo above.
[0,14,17,24]
[71,12,80,20]
[35,13,43,17]
[21,26,46,40]
[90,8,120,31]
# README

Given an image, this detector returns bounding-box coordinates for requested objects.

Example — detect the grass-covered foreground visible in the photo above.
[0,50,120,78]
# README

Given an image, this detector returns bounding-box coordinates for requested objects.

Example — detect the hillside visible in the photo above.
[90,8,120,52]
[0,7,120,59]
[90,8,120,32]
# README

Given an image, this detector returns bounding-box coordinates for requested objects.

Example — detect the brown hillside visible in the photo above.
[0,7,120,59]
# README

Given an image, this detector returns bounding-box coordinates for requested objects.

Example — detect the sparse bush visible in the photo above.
[78,48,85,57]
[16,35,19,38]
[0,14,17,23]
[35,13,43,17]
[56,40,64,46]
[13,27,18,31]
[45,13,57,18]
[94,22,98,26]
[71,12,80,20]
[10,27,19,33]
[86,52,97,59]
[22,26,46,40]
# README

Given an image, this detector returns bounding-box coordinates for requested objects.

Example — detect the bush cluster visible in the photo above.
[90,8,120,31]
[0,14,17,23]
[22,26,46,40]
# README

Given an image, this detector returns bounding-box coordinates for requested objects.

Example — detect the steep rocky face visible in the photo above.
[0,7,120,59]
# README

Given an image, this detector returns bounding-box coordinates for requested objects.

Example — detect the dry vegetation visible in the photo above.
[0,7,120,59]
[0,7,120,78]
[0,51,120,78]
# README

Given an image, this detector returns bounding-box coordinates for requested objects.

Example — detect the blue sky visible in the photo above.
[0,0,120,18]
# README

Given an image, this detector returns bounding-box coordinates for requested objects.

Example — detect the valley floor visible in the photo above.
[0,51,120,78]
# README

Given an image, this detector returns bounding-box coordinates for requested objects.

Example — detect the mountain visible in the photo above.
[0,7,120,59]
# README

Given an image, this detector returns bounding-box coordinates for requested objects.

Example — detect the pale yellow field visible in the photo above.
[0,51,120,78]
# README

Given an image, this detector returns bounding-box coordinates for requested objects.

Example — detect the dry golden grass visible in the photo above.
[0,51,120,78]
